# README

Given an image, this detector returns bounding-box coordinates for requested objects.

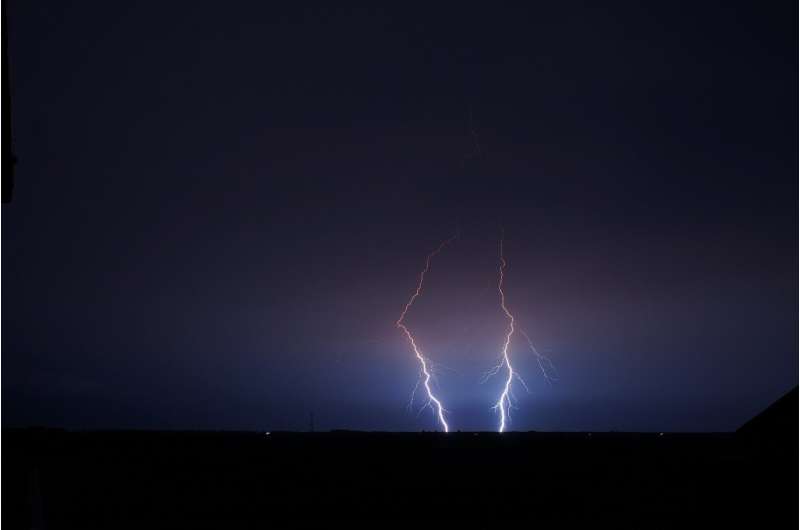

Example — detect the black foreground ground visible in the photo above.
[3,423,797,527]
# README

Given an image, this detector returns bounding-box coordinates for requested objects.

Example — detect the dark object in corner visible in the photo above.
[737,386,798,454]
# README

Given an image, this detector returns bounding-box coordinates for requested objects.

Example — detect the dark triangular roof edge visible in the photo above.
[737,386,798,435]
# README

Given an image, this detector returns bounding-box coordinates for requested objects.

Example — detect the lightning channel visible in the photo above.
[492,233,518,432]
[396,234,457,432]
[483,233,558,432]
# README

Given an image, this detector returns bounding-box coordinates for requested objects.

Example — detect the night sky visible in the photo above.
[3,2,797,432]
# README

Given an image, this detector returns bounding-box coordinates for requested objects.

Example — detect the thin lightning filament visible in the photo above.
[493,235,517,433]
[396,235,457,432]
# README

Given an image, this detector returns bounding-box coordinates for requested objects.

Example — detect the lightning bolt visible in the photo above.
[491,233,519,433]
[482,232,558,432]
[396,234,457,432]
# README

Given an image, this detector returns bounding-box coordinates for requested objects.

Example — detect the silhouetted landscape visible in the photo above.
[3,388,796,526]
[3,2,796,526]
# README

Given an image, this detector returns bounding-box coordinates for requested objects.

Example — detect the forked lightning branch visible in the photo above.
[397,232,557,432]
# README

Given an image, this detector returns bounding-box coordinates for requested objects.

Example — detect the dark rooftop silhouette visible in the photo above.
[737,386,798,440]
